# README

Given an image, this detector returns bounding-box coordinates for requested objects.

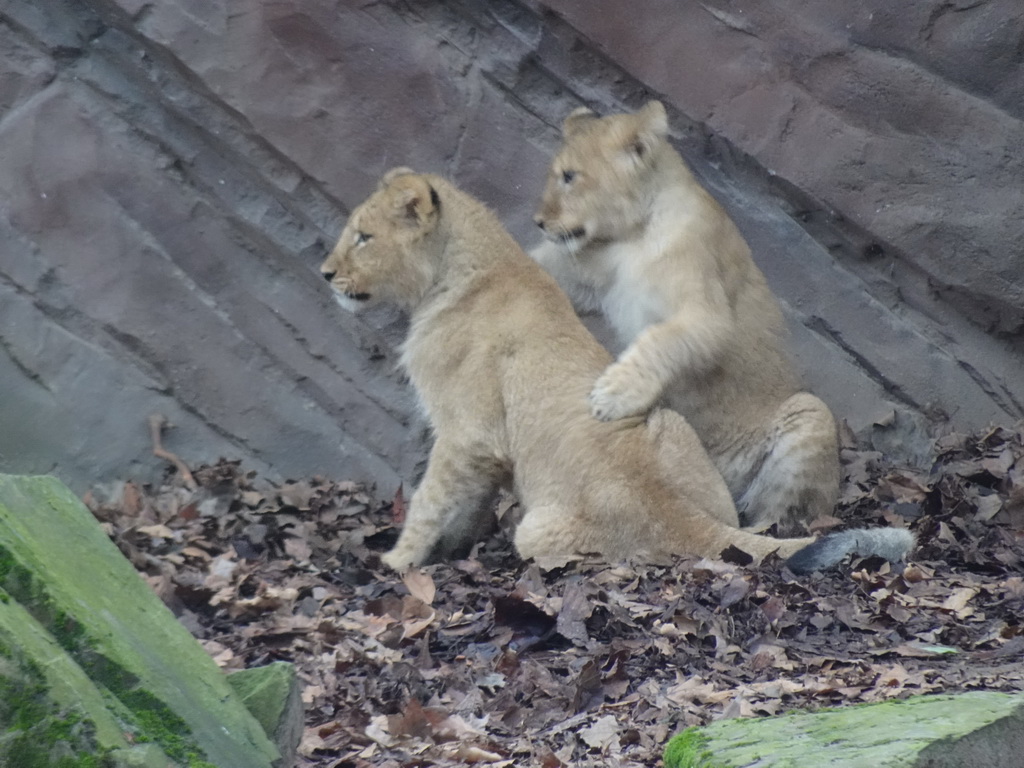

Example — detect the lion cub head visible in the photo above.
[320,168,441,311]
[534,100,670,247]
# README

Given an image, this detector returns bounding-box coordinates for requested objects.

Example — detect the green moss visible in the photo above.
[0,632,113,766]
[121,688,213,767]
[664,727,718,768]
[0,547,13,581]
[0,544,90,656]
[2,712,116,768]
[0,593,140,765]
[52,609,89,654]
[0,631,201,768]
[44,649,213,767]
[228,661,297,738]
[0,658,49,731]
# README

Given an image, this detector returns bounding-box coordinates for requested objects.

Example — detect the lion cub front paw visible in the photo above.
[381,547,418,573]
[589,362,660,421]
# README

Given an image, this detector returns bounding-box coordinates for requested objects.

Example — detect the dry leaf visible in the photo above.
[579,715,619,750]
[942,587,979,615]
[137,524,174,539]
[402,568,436,605]
[83,428,1024,768]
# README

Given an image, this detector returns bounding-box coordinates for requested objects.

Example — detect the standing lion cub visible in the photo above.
[531,101,840,533]
[319,168,911,572]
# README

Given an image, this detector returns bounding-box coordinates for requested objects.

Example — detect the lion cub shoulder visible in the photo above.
[531,102,840,533]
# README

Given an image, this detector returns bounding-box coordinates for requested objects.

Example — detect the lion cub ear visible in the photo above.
[625,100,669,163]
[562,106,597,137]
[387,174,439,227]
[637,101,668,136]
[380,166,417,187]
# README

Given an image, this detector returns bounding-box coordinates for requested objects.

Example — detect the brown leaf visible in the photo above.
[974,493,1002,521]
[571,659,602,713]
[718,576,751,608]
[942,587,979,616]
[535,747,565,768]
[720,544,754,567]
[388,699,439,740]
[402,568,436,605]
[808,514,844,534]
[492,595,556,651]
[759,595,787,624]
[556,579,593,646]
[278,481,314,510]
[579,714,619,751]
[890,641,959,658]
[178,501,199,521]
[285,536,313,563]
[121,482,143,517]
[137,524,174,539]
[240,490,265,508]
[981,448,1015,478]
[447,745,507,764]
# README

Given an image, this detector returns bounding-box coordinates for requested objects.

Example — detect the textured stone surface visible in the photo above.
[664,691,1024,767]
[0,473,281,767]
[1,0,1022,491]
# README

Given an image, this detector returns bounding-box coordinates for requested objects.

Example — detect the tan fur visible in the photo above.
[531,102,841,533]
[319,169,837,570]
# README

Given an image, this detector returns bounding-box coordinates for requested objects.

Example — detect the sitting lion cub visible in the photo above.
[531,101,840,533]
[319,168,911,572]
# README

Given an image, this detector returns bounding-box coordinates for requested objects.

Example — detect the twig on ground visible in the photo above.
[148,414,197,490]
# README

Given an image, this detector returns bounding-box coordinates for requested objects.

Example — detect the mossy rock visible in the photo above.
[664,691,1024,767]
[229,662,304,766]
[0,474,282,768]
[0,583,173,767]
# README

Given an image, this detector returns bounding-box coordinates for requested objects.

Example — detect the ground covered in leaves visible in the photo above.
[87,424,1024,767]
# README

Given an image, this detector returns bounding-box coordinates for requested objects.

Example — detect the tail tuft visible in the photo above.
[785,528,915,574]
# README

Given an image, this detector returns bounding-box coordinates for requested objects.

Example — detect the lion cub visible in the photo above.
[319,169,911,572]
[531,101,840,533]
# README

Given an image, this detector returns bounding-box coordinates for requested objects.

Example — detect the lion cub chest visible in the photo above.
[596,241,668,347]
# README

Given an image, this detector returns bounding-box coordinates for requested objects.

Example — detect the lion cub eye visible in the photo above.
[354,232,373,246]
[561,170,577,185]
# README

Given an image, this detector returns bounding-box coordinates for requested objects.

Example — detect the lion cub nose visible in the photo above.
[321,270,336,282]
[534,216,546,231]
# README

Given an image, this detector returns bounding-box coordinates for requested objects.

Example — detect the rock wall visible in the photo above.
[1,0,1022,493]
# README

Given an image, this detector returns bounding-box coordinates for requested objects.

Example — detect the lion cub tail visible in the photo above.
[784,528,916,574]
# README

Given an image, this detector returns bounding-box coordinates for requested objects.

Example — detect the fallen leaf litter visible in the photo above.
[86,423,1024,767]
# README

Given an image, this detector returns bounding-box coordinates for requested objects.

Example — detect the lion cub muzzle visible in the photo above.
[534,215,587,245]
[320,268,372,306]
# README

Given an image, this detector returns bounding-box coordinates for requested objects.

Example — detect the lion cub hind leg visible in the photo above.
[513,502,594,561]
[382,440,501,571]
[646,409,740,527]
[736,392,840,535]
